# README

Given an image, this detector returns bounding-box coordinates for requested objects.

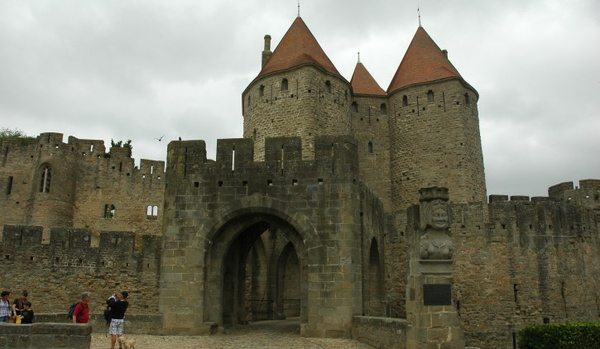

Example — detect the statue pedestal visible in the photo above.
[405,259,465,349]
[419,259,453,275]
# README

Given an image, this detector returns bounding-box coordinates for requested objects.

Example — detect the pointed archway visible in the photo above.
[204,212,307,328]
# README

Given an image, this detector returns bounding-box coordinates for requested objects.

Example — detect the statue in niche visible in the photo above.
[419,196,454,260]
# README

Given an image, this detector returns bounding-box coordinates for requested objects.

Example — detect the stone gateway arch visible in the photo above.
[159,137,387,337]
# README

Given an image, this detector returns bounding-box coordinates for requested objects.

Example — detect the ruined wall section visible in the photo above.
[448,196,600,348]
[0,133,165,244]
[242,66,352,161]
[388,79,486,213]
[0,225,161,314]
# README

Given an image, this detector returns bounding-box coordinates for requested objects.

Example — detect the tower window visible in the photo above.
[104,204,115,219]
[146,205,159,219]
[351,102,358,113]
[464,93,470,105]
[259,85,265,97]
[281,78,288,91]
[325,80,332,93]
[427,90,434,102]
[368,141,374,154]
[6,176,13,195]
[380,103,387,115]
[402,95,408,106]
[39,165,51,193]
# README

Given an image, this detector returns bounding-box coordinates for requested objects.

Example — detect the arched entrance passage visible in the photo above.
[204,212,307,328]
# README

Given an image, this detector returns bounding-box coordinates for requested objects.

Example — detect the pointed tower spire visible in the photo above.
[418,6,422,27]
[387,26,466,94]
[350,61,385,96]
[256,17,341,79]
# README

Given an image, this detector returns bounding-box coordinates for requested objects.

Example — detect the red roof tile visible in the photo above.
[350,62,386,96]
[257,17,340,78]
[387,27,462,94]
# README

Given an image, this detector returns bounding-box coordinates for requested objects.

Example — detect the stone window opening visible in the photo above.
[281,78,288,91]
[351,102,358,113]
[259,85,265,97]
[146,205,159,219]
[39,164,51,193]
[427,90,434,103]
[325,80,332,93]
[464,93,470,105]
[380,103,387,115]
[402,95,408,106]
[104,204,115,219]
[368,141,374,154]
[6,176,13,195]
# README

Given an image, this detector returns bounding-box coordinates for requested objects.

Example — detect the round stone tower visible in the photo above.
[242,16,351,160]
[387,26,486,212]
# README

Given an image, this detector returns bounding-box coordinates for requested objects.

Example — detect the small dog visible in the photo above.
[118,336,137,349]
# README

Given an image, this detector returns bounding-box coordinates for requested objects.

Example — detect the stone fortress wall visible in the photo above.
[0,133,165,244]
[0,225,161,314]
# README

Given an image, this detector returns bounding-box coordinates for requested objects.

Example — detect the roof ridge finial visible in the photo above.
[418,6,422,27]
[297,0,301,17]
[357,52,361,64]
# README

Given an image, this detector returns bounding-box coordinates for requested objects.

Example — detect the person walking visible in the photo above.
[109,291,129,349]
[72,292,92,324]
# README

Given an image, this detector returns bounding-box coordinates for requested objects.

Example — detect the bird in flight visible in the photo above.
[155,135,164,141]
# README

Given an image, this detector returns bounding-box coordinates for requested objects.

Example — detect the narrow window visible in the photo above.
[281,78,288,91]
[402,95,408,106]
[427,90,434,102]
[368,141,374,154]
[231,146,235,171]
[146,205,153,216]
[464,93,470,105]
[104,204,115,219]
[39,165,51,193]
[325,80,332,93]
[248,95,251,105]
[351,102,358,113]
[380,103,387,115]
[152,205,158,216]
[6,176,13,195]
[259,85,265,97]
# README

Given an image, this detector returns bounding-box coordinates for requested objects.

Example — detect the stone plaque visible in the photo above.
[423,284,452,306]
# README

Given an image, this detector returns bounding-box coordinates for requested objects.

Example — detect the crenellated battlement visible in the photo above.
[167,136,359,182]
[446,196,598,247]
[2,225,161,254]
[0,224,161,313]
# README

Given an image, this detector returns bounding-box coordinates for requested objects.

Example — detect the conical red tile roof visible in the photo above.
[257,17,341,78]
[350,62,386,96]
[387,26,462,94]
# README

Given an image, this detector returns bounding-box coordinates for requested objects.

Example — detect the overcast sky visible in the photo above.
[1,0,598,198]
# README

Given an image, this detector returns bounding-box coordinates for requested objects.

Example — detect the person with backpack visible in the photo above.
[71,291,92,323]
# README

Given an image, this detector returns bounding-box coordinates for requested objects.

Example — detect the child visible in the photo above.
[21,301,34,324]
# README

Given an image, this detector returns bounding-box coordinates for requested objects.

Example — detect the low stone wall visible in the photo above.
[0,322,91,349]
[352,316,407,349]
[35,313,163,334]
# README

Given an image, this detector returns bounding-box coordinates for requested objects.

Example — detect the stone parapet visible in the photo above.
[0,322,92,349]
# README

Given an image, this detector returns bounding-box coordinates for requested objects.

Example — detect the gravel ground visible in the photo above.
[91,319,374,349]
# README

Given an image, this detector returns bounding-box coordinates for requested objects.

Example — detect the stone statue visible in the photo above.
[419,190,454,260]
